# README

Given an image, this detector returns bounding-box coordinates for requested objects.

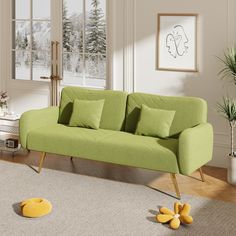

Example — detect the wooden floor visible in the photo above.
[1,150,236,203]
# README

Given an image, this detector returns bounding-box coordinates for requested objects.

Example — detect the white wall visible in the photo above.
[111,0,236,168]
[1,0,236,168]
[0,0,5,91]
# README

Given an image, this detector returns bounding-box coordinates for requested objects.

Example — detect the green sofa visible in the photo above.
[20,87,213,198]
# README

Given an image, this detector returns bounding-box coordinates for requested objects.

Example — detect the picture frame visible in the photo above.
[157,13,198,72]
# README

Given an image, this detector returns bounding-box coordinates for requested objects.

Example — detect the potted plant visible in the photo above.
[218,47,236,84]
[0,91,9,116]
[218,47,236,185]
[217,97,236,184]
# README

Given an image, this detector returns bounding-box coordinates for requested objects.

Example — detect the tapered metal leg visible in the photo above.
[38,152,46,174]
[198,168,205,182]
[170,173,181,199]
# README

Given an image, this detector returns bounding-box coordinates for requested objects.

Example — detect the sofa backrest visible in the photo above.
[125,93,207,136]
[58,87,128,131]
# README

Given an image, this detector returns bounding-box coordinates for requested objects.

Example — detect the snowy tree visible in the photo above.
[15,31,23,49]
[69,12,84,52]
[78,28,83,52]
[20,34,29,50]
[86,0,106,56]
[15,30,29,50]
[32,35,37,50]
[63,1,73,52]
[32,34,39,61]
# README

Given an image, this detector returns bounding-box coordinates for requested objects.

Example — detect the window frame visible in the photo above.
[61,0,108,88]
[11,0,109,89]
[12,0,51,82]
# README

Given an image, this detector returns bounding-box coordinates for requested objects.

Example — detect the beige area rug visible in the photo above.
[0,161,236,236]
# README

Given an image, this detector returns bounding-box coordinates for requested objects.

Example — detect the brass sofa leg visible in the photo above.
[198,168,205,182]
[170,173,181,199]
[38,152,46,174]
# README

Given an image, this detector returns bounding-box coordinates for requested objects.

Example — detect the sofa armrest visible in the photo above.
[20,106,59,149]
[178,123,213,175]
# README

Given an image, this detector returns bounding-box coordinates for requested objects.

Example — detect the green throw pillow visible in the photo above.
[135,104,175,138]
[69,99,105,129]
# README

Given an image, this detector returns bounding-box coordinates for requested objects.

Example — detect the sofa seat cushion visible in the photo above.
[27,124,179,173]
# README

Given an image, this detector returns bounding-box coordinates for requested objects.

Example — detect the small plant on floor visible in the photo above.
[217,97,236,157]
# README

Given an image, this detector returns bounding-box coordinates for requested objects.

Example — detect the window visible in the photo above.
[62,0,107,87]
[12,0,51,81]
[12,0,107,88]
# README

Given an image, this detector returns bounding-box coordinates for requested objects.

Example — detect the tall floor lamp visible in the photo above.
[41,41,62,106]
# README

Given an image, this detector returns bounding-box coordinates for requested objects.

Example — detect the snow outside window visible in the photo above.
[62,0,107,88]
[12,0,51,82]
[12,0,107,88]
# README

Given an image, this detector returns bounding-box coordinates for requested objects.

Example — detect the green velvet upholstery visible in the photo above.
[27,124,179,173]
[20,106,59,149]
[69,99,104,129]
[59,87,128,131]
[125,92,207,136]
[135,104,175,138]
[19,87,213,176]
[178,123,213,175]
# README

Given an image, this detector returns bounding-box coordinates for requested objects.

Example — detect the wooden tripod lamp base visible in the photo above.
[40,41,62,106]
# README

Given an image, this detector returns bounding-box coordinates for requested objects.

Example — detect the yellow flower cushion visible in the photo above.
[156,202,193,230]
[21,198,52,218]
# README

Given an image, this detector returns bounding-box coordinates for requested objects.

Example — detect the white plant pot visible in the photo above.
[227,156,236,186]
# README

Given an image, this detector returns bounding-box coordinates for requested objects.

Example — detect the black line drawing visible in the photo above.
[165,25,189,59]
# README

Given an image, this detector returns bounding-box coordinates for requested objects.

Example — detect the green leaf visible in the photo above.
[217,97,236,122]
[217,47,236,83]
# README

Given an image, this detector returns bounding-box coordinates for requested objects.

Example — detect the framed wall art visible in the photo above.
[157,13,198,72]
